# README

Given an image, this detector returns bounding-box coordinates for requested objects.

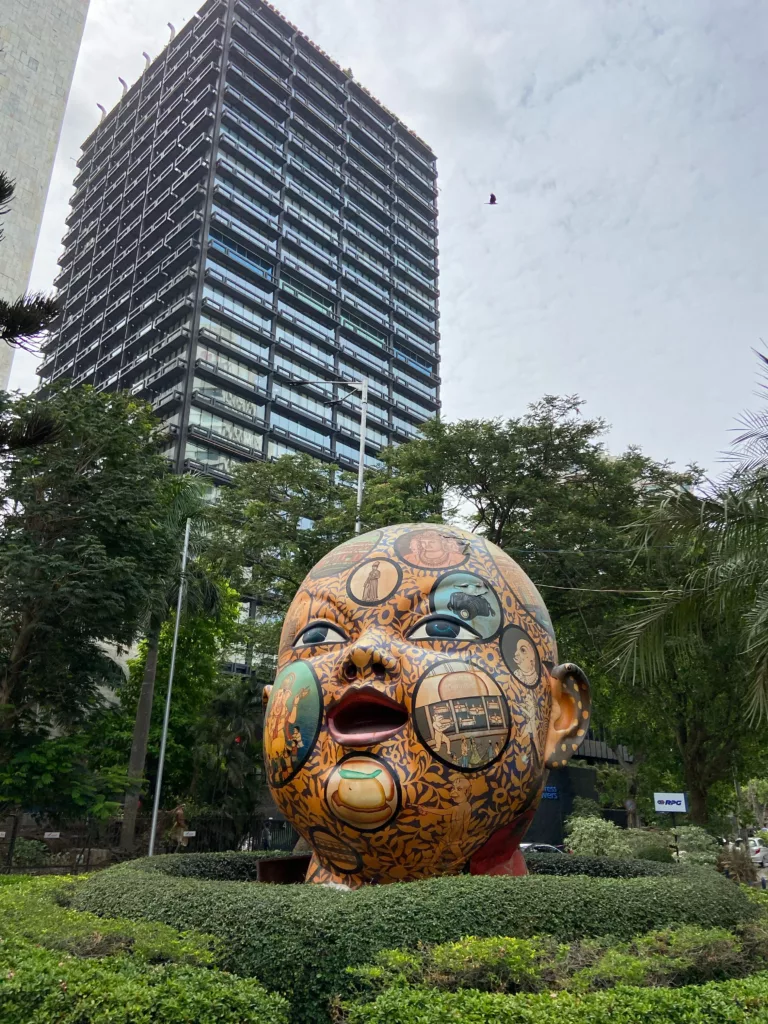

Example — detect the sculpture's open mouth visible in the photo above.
[327,687,408,746]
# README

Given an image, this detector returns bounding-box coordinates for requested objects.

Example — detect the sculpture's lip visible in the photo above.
[327,686,408,746]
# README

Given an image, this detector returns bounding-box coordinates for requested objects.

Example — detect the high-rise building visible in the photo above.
[41,0,439,488]
[0,0,90,389]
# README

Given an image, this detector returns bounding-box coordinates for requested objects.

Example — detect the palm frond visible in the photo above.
[0,173,14,242]
[610,586,707,685]
[0,409,60,452]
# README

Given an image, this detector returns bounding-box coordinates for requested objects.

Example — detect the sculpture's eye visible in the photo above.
[407,615,480,641]
[294,621,348,647]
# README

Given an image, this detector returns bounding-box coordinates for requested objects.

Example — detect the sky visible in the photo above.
[12,0,768,473]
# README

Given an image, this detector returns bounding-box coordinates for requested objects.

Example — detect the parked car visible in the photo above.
[748,837,768,868]
[520,843,565,855]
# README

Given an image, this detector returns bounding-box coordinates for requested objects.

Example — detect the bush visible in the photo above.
[73,864,758,1024]
[119,850,293,881]
[340,971,768,1024]
[11,837,50,866]
[347,923,764,998]
[0,936,289,1024]
[524,852,681,877]
[0,876,288,1023]
[570,797,602,818]
[633,844,675,863]
[675,825,719,866]
[564,818,632,858]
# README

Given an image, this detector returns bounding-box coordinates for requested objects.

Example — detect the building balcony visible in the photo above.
[285,177,341,223]
[294,46,347,97]
[130,355,188,396]
[344,199,390,239]
[393,298,437,333]
[232,10,292,68]
[282,224,340,268]
[291,89,345,142]
[393,233,437,271]
[227,63,287,123]
[343,221,390,260]
[235,1,293,57]
[281,251,339,295]
[347,116,392,163]
[395,133,435,173]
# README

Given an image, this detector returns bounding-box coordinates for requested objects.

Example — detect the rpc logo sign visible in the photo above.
[653,792,688,813]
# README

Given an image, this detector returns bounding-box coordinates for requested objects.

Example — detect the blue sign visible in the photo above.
[541,785,559,800]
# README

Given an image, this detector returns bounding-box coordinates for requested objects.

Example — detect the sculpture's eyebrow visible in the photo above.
[310,590,358,627]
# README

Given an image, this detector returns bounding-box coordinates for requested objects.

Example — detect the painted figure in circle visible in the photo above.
[361,561,381,603]
[262,524,592,889]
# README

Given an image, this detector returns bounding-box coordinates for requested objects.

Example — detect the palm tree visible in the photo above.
[613,351,768,721]
[119,476,225,852]
[0,173,58,354]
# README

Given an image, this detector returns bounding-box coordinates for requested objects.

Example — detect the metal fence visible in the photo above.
[0,812,298,874]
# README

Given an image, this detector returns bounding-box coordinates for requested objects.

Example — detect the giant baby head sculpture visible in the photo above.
[262,524,590,888]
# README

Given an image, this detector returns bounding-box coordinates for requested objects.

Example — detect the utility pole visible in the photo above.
[148,517,191,857]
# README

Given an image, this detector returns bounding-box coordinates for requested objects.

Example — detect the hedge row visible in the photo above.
[348,922,768,997]
[122,850,686,883]
[524,853,684,878]
[0,877,288,1024]
[73,866,758,1024]
[341,972,768,1024]
[120,849,292,881]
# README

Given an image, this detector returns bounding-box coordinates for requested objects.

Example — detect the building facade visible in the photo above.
[0,0,90,389]
[41,0,439,485]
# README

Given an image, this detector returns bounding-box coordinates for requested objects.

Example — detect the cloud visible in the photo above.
[13,0,768,472]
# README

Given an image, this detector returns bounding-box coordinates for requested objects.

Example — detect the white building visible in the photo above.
[0,0,90,388]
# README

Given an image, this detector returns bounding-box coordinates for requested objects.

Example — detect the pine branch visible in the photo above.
[0,293,59,352]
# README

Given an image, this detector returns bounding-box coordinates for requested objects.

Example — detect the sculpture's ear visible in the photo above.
[262,685,272,712]
[544,663,591,768]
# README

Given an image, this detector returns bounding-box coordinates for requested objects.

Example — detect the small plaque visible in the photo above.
[43,831,61,839]
[182,830,196,837]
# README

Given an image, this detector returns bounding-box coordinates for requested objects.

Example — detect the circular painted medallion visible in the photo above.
[264,661,322,788]
[500,625,542,689]
[309,531,381,580]
[394,528,470,570]
[413,661,511,770]
[325,754,400,832]
[347,558,402,606]
[430,571,502,639]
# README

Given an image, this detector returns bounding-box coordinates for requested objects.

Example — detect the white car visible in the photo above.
[749,837,768,868]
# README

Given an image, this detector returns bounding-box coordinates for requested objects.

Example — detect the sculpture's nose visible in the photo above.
[342,630,400,682]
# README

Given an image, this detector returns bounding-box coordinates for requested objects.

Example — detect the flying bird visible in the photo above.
[488,193,497,205]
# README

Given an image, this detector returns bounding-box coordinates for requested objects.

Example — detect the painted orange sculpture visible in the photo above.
[262,524,591,888]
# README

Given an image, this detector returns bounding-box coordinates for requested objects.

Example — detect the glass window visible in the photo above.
[220,125,283,170]
[339,361,388,398]
[271,412,330,449]
[185,442,246,475]
[276,324,334,365]
[394,344,433,374]
[211,205,278,252]
[340,337,389,370]
[189,407,263,450]
[192,378,264,421]
[336,440,384,468]
[197,343,268,389]
[268,440,300,459]
[393,366,437,398]
[339,312,387,347]
[285,196,339,240]
[393,387,433,416]
[337,411,388,447]
[280,273,335,315]
[393,414,424,437]
[203,283,273,335]
[278,298,335,339]
[273,382,331,421]
[206,257,273,303]
[209,229,274,278]
[215,175,279,223]
[223,106,284,148]
[199,314,270,361]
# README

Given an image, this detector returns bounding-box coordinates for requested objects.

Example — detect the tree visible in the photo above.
[0,386,176,736]
[613,351,768,721]
[0,173,58,354]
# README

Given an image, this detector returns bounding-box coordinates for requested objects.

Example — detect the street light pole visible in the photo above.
[299,376,369,534]
[148,516,191,857]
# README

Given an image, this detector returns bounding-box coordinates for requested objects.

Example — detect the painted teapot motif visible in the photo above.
[262,524,591,888]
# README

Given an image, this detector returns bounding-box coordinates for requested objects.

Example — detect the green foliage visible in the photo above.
[340,971,768,1024]
[347,923,768,999]
[10,837,50,867]
[564,817,633,858]
[0,733,127,820]
[523,853,681,877]
[0,875,287,1024]
[72,865,757,1024]
[569,796,602,818]
[675,825,719,866]
[122,851,294,880]
[595,766,628,808]
[623,828,675,862]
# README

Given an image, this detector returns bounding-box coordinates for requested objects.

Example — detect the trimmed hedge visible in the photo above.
[73,866,758,1024]
[0,877,288,1024]
[524,853,685,878]
[340,972,768,1023]
[119,849,293,881]
[1,936,289,1024]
